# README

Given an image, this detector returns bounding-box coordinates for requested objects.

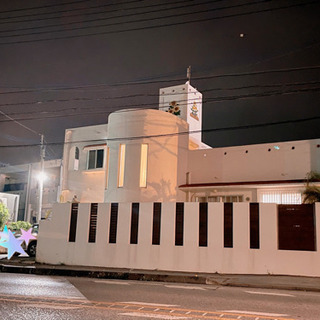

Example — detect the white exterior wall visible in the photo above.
[37,202,320,277]
[187,139,319,184]
[159,83,202,148]
[61,124,108,202]
[105,109,189,202]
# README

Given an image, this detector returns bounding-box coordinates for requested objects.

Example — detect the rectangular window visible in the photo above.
[118,144,126,187]
[105,147,110,189]
[199,202,208,247]
[259,190,302,204]
[130,203,139,244]
[152,203,161,245]
[250,203,260,249]
[69,203,79,242]
[139,144,148,187]
[88,203,98,243]
[87,149,104,170]
[175,203,184,246]
[224,203,233,248]
[109,203,118,243]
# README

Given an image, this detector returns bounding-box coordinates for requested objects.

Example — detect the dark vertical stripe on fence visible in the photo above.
[199,202,208,247]
[250,203,260,249]
[88,203,98,243]
[152,202,161,245]
[130,203,139,244]
[175,202,184,246]
[109,203,118,243]
[224,203,233,248]
[69,203,78,242]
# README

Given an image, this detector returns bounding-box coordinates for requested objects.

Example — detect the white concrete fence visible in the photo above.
[37,202,320,277]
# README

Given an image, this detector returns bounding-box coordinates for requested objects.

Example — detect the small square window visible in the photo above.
[87,149,104,170]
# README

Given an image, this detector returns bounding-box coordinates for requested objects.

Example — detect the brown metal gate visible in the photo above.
[278,204,316,251]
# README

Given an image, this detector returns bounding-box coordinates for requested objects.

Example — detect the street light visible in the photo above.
[37,134,46,223]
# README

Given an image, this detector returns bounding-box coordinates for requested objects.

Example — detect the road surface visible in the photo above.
[0,272,319,319]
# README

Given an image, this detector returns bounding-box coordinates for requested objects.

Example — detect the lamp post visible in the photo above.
[37,134,46,223]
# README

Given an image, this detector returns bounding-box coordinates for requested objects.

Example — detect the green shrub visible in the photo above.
[0,203,10,230]
[7,221,32,232]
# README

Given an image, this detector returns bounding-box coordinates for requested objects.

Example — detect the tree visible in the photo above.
[0,202,10,230]
[302,171,320,204]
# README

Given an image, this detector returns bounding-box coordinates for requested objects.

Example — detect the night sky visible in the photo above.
[0,0,319,166]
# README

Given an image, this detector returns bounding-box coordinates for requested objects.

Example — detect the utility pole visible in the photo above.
[37,134,46,223]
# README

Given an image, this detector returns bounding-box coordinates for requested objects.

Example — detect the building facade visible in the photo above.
[60,82,320,205]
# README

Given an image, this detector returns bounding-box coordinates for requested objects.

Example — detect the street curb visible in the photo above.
[0,263,207,284]
[1,262,320,292]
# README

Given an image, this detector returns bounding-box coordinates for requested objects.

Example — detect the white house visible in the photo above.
[59,82,320,205]
[36,81,320,277]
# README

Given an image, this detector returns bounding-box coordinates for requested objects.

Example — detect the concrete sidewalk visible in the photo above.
[1,255,320,292]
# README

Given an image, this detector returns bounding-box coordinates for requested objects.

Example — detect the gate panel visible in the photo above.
[278,204,316,251]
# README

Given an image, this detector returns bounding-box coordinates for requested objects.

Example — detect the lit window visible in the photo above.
[139,144,148,187]
[87,149,104,170]
[118,144,126,187]
[259,190,302,204]
[74,147,79,170]
[105,147,110,189]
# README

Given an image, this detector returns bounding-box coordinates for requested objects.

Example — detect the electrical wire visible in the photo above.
[1,64,320,96]
[0,0,137,15]
[1,80,320,115]
[0,85,319,123]
[0,0,317,45]
[0,0,206,25]
[0,115,319,148]
[0,0,262,35]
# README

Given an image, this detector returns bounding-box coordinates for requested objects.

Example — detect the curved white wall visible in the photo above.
[105,109,189,202]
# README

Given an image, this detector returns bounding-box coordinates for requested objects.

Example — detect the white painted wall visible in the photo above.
[37,202,320,277]
[187,139,320,184]
[61,124,108,202]
[105,109,189,202]
[159,83,202,148]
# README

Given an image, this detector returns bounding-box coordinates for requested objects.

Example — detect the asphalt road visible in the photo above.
[0,273,319,320]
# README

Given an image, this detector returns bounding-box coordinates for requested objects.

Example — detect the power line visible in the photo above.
[0,0,202,25]
[1,80,320,114]
[1,64,320,96]
[0,115,319,148]
[0,0,317,45]
[0,0,133,15]
[0,85,319,123]
[0,109,41,136]
[0,0,256,35]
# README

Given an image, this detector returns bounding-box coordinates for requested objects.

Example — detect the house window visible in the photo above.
[87,149,104,170]
[139,144,148,188]
[118,144,126,187]
[69,146,79,170]
[259,190,302,204]
[197,195,244,202]
[74,147,79,170]
[105,147,110,189]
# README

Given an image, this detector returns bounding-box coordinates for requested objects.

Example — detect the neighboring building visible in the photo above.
[0,193,19,222]
[60,82,320,205]
[0,159,62,222]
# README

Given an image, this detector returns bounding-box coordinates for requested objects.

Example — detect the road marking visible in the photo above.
[22,303,83,310]
[93,280,130,285]
[165,285,206,290]
[245,291,295,297]
[123,302,180,307]
[223,310,289,317]
[119,312,189,319]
